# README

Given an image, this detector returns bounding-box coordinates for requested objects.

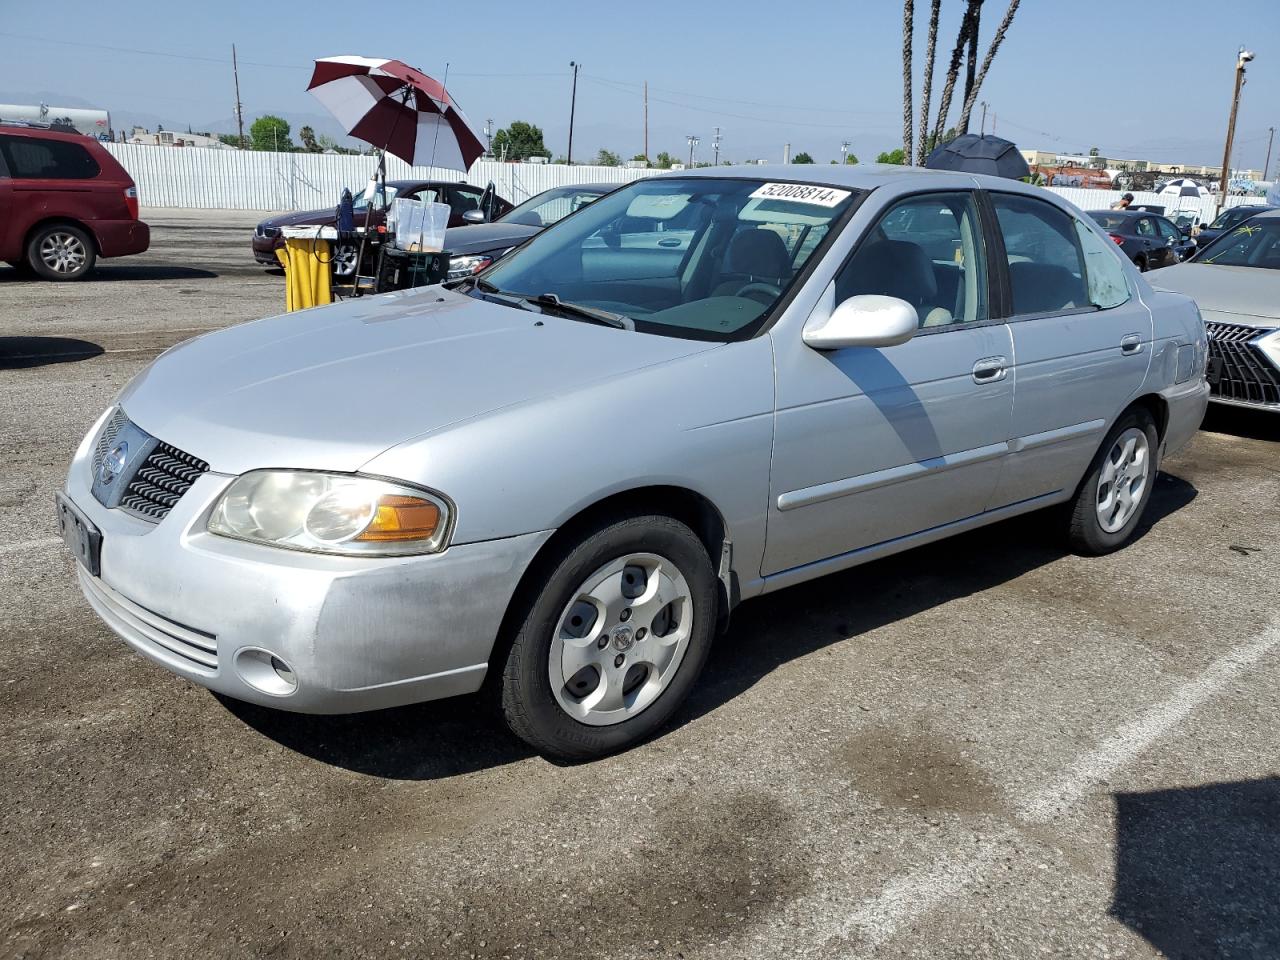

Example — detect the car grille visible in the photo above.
[118,442,210,522]
[1205,321,1280,406]
[79,568,218,674]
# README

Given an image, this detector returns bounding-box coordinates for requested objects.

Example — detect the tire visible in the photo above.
[1135,256,1148,272]
[499,513,718,761]
[26,223,96,280]
[1066,408,1160,555]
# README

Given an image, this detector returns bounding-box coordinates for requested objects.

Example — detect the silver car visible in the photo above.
[57,167,1209,760]
[1152,209,1280,412]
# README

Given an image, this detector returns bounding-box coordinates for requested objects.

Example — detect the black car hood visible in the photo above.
[443,221,541,257]
[259,206,339,229]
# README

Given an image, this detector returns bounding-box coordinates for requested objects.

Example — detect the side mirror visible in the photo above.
[462,209,486,225]
[803,294,918,351]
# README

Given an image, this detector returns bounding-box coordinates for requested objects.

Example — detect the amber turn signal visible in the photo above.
[355,495,441,542]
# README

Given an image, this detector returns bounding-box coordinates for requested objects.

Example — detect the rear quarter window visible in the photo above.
[0,136,101,180]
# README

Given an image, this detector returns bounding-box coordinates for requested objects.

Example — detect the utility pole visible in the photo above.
[643,81,648,162]
[713,127,721,165]
[485,118,494,158]
[567,61,580,165]
[1264,126,1275,181]
[686,134,699,168]
[1218,47,1254,210]
[979,101,989,136]
[232,44,245,149]
[841,140,850,164]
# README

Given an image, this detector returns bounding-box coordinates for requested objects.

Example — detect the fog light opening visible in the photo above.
[235,648,299,697]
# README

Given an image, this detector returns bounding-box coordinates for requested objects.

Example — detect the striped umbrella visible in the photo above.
[1156,177,1212,200]
[307,56,483,171]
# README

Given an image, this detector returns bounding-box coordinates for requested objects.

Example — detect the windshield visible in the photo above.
[352,184,399,211]
[1196,220,1280,268]
[501,186,605,227]
[1207,206,1257,230]
[477,177,860,341]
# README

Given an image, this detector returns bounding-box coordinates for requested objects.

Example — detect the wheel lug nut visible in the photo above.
[619,608,631,622]
[596,634,609,649]
[635,628,647,640]
[614,654,625,667]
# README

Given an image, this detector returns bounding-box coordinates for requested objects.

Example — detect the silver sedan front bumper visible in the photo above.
[63,424,551,714]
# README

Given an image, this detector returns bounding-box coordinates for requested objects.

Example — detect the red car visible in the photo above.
[0,123,149,280]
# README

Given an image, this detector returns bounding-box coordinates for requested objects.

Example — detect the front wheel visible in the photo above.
[1066,409,1160,555]
[27,223,96,280]
[499,513,718,761]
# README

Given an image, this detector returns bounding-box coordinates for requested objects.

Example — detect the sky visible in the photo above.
[0,0,1276,173]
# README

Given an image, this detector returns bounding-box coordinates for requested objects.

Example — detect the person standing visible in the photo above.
[1111,192,1135,210]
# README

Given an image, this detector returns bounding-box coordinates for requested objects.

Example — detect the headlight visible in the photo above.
[446,254,493,280]
[208,471,452,556]
[1259,328,1280,369]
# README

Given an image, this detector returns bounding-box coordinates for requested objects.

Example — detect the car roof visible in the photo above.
[653,162,1020,192]
[1247,208,1280,220]
[0,122,102,144]
[386,178,466,189]
[1087,209,1143,218]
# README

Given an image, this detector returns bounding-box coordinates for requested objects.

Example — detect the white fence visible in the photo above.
[104,143,1258,222]
[104,143,654,211]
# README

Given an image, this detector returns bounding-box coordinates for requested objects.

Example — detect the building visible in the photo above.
[1019,148,1260,182]
[125,126,232,149]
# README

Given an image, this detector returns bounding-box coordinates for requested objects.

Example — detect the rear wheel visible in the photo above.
[499,513,718,761]
[27,224,96,280]
[1066,409,1159,555]
[1135,255,1148,272]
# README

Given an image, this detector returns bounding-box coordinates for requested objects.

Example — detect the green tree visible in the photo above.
[630,153,649,165]
[876,148,907,165]
[654,151,676,169]
[217,133,245,148]
[845,153,859,165]
[793,151,815,164]
[491,121,550,161]
[595,148,621,166]
[250,115,293,152]
[299,125,321,153]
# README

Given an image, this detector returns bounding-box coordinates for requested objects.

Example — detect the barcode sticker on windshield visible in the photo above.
[749,183,851,207]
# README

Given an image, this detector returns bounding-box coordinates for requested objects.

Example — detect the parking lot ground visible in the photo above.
[2,211,1278,960]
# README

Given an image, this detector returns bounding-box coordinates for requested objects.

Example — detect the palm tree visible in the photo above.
[957,0,1022,133]
[930,0,981,149]
[902,0,914,164]
[914,0,942,165]
[962,0,985,126]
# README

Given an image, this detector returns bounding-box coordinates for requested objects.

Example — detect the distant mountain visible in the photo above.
[0,89,360,147]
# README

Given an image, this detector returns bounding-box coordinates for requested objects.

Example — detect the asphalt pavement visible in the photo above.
[1,210,1277,960]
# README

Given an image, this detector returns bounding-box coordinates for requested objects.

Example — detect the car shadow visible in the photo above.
[0,336,105,369]
[669,469,1197,732]
[1201,405,1279,443]
[221,472,1197,779]
[1111,777,1280,958]
[0,264,218,282]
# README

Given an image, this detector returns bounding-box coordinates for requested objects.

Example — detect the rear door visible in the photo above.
[985,191,1151,508]
[0,143,12,259]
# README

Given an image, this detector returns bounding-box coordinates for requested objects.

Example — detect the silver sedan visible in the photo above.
[58,167,1209,760]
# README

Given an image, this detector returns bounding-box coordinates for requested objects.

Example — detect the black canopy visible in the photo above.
[924,134,1030,180]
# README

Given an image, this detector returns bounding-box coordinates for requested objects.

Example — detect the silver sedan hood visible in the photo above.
[1151,263,1280,324]
[119,288,717,475]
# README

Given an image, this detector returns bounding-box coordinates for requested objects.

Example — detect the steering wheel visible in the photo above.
[732,281,783,305]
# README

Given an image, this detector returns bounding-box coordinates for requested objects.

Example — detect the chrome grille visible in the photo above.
[1205,321,1280,407]
[118,442,210,522]
[90,407,129,480]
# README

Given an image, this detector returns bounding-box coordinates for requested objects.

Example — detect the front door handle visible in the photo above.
[1120,334,1144,355]
[972,356,1008,384]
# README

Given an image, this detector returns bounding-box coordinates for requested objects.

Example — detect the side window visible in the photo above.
[1154,218,1179,242]
[0,136,99,179]
[448,186,483,216]
[1074,219,1131,310]
[1134,217,1156,238]
[990,194,1089,316]
[835,191,987,328]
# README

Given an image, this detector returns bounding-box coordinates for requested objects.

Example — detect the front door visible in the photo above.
[984,191,1152,508]
[764,190,1014,576]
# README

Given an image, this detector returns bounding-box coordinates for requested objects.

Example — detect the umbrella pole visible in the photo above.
[353,149,385,297]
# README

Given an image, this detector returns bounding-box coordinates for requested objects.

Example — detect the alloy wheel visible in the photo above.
[1096,427,1150,533]
[549,552,693,726]
[39,232,88,275]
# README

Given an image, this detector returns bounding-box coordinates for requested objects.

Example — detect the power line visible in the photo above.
[581,72,894,118]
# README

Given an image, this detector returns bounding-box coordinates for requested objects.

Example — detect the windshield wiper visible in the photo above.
[525,293,634,330]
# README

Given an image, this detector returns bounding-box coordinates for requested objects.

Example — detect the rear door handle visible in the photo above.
[1120,334,1144,355]
[972,356,1008,384]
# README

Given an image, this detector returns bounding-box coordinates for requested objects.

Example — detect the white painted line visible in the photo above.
[0,536,61,556]
[841,617,1280,950]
